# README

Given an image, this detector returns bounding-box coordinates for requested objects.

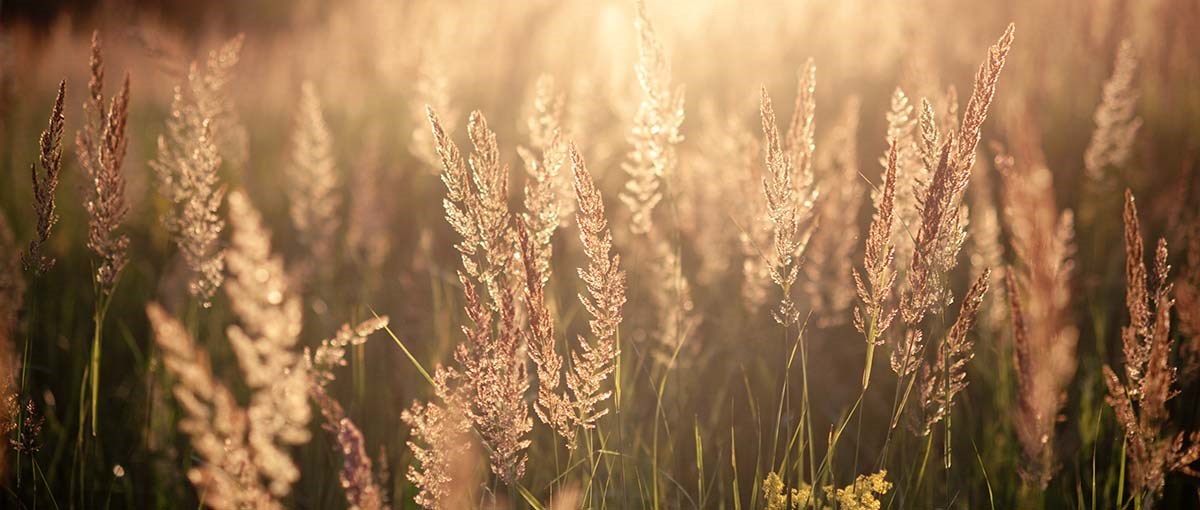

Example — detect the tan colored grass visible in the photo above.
[151,35,245,306]
[425,105,532,483]
[76,31,131,294]
[518,221,576,446]
[621,0,685,237]
[519,75,568,283]
[401,397,478,509]
[919,269,990,433]
[224,190,313,496]
[995,134,1077,488]
[880,88,923,276]
[286,82,342,285]
[1103,189,1200,498]
[146,302,281,510]
[308,318,390,510]
[567,143,626,421]
[427,106,514,303]
[855,139,898,386]
[902,24,1015,325]
[1084,40,1141,185]
[759,83,817,326]
[22,80,66,275]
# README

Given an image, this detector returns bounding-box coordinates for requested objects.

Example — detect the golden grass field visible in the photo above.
[1,0,1199,508]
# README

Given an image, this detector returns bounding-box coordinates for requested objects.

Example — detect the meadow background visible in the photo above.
[0,0,1199,508]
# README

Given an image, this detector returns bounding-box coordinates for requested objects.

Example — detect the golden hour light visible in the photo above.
[0,0,1198,508]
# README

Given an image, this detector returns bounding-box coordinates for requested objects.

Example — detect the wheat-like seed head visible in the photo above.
[1103,189,1200,497]
[308,317,390,388]
[786,59,818,201]
[567,144,625,429]
[517,222,576,446]
[306,318,389,510]
[146,303,281,510]
[527,75,575,228]
[287,81,342,283]
[956,23,1015,174]
[901,134,955,325]
[621,3,699,366]
[77,32,132,295]
[427,106,514,304]
[464,267,531,477]
[919,269,990,434]
[519,76,567,283]
[23,80,66,275]
[994,136,1077,488]
[224,190,312,496]
[402,398,477,510]
[1121,189,1153,390]
[621,0,685,236]
[856,138,899,340]
[759,87,808,325]
[900,25,1015,324]
[917,98,941,174]
[326,408,387,510]
[1084,39,1141,185]
[428,103,532,483]
[197,34,249,170]
[152,37,245,306]
[880,88,924,276]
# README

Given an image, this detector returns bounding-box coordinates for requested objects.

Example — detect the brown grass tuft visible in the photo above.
[308,318,390,510]
[151,36,246,306]
[286,82,342,285]
[920,269,990,433]
[401,397,478,509]
[567,144,626,431]
[856,139,898,387]
[518,221,576,446]
[956,23,1015,173]
[426,104,531,483]
[427,106,514,303]
[759,85,817,326]
[621,0,685,236]
[1103,189,1200,497]
[900,134,955,325]
[224,190,313,496]
[77,31,131,293]
[23,80,66,275]
[996,136,1078,487]
[146,302,281,509]
[1084,39,1141,185]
